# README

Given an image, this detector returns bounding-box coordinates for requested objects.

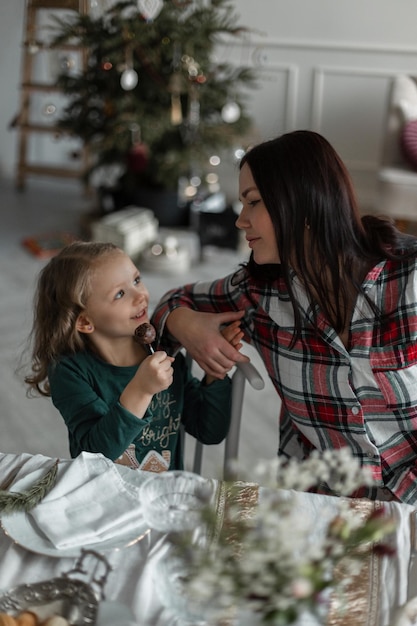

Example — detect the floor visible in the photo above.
[0,176,278,480]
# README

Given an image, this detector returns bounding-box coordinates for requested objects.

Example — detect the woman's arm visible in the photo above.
[167,308,248,378]
[152,274,252,378]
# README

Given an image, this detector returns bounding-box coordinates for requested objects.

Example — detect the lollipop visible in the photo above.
[134,323,156,354]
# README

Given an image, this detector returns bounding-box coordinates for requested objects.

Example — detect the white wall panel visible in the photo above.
[226,33,417,210]
[246,65,298,139]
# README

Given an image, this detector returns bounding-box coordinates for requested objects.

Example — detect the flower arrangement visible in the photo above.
[174,449,396,625]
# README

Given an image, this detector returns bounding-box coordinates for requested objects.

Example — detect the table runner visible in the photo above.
[211,481,416,626]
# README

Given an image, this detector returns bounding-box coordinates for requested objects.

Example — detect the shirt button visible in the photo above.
[367,452,374,458]
[351,406,360,415]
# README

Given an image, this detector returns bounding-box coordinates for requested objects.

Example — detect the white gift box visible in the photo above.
[91,206,159,257]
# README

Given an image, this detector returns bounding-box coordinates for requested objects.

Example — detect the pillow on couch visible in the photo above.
[401,119,417,170]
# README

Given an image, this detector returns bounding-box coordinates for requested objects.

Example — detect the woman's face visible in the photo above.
[236,162,280,264]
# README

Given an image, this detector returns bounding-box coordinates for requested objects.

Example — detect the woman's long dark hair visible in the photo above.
[240,130,417,338]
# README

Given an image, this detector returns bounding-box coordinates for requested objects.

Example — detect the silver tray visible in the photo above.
[0,549,111,625]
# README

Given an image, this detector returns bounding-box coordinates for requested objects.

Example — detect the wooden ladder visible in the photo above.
[15,0,89,189]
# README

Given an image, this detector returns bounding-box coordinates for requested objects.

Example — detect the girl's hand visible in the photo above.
[167,308,249,378]
[136,351,174,395]
[120,351,174,419]
[204,320,245,385]
[221,319,244,351]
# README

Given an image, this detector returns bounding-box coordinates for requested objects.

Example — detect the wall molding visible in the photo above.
[256,64,299,131]
[311,65,398,131]
[221,34,417,57]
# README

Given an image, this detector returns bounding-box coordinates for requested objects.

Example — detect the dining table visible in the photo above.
[0,450,416,626]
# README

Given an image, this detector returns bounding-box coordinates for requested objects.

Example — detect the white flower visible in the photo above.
[290,578,314,598]
[177,448,394,626]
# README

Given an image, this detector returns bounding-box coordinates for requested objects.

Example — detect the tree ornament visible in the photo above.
[182,54,200,79]
[120,44,138,91]
[221,101,241,123]
[127,143,149,172]
[121,68,138,90]
[168,73,184,125]
[137,0,163,21]
[188,94,200,127]
[127,123,149,173]
[59,54,76,73]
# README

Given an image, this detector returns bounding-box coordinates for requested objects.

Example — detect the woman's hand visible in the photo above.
[167,308,249,378]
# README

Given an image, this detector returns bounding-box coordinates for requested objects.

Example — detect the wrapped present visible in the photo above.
[91,206,158,257]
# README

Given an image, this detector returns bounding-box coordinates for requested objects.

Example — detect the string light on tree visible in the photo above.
[209,155,221,166]
[234,147,246,161]
[206,171,220,193]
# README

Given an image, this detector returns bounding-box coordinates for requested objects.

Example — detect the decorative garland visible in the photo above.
[0,460,59,515]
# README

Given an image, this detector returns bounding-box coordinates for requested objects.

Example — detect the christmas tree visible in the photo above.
[51,0,256,212]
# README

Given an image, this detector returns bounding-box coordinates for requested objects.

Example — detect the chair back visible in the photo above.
[184,358,265,479]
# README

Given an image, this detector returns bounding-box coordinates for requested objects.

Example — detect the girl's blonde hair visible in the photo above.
[25,241,121,396]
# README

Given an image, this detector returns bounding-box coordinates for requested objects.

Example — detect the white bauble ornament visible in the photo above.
[221,101,241,123]
[120,68,138,91]
[137,0,163,20]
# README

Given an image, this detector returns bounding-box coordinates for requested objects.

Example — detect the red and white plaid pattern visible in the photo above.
[153,253,417,504]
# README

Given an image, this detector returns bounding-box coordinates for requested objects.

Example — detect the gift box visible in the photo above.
[91,206,158,257]
[190,193,239,251]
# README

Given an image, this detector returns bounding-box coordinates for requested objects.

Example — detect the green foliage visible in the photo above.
[51,0,256,191]
[0,460,59,515]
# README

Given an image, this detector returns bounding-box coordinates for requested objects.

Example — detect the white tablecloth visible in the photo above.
[0,452,416,626]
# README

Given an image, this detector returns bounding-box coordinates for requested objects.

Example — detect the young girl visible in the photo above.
[25,241,240,472]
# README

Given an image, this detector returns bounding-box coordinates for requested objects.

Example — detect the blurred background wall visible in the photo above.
[1,1,417,211]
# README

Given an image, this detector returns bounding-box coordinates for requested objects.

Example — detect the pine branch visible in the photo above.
[0,460,59,515]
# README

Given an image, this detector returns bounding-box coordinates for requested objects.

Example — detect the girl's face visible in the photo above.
[236,162,280,264]
[81,251,150,339]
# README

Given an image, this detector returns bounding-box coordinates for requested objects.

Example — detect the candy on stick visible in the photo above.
[134,323,156,354]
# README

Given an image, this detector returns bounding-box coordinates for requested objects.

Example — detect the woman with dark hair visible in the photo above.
[152,130,417,503]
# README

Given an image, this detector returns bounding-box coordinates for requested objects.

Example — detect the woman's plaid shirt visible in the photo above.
[153,255,417,504]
